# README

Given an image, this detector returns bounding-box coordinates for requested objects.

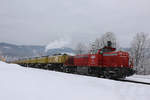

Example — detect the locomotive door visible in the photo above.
[88,54,99,66]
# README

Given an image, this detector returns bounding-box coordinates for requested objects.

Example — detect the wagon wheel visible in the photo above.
[65,67,70,73]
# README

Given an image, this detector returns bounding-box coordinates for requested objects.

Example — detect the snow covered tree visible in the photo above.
[75,42,87,54]
[130,32,150,74]
[90,32,117,51]
[100,32,117,48]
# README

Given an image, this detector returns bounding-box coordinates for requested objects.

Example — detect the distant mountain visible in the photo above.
[0,43,75,61]
[0,43,45,57]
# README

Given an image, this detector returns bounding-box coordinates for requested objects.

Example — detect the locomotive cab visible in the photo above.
[89,41,116,66]
[100,41,116,53]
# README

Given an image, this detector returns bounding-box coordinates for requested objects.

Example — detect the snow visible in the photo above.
[0,61,150,100]
[127,75,150,83]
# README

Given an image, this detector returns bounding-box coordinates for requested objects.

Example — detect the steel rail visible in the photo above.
[114,79,150,85]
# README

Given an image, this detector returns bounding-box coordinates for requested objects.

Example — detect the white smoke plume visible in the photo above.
[45,37,71,52]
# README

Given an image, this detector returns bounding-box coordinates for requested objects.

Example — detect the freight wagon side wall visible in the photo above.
[37,57,48,63]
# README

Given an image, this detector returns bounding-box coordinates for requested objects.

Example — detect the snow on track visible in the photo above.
[0,61,150,100]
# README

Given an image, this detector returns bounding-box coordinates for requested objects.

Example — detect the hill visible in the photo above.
[0,43,74,61]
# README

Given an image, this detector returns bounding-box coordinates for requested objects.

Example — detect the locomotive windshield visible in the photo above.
[99,41,116,53]
[101,48,113,52]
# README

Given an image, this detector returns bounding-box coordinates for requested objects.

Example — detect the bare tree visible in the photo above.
[90,32,117,51]
[130,32,150,74]
[100,32,117,48]
[75,42,87,54]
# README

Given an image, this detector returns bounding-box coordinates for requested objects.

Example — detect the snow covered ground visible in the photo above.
[127,75,150,83]
[0,61,150,100]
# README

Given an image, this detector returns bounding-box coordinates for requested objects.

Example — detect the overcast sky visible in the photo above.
[0,0,150,47]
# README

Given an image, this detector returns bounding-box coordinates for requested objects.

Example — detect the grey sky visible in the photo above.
[0,0,150,47]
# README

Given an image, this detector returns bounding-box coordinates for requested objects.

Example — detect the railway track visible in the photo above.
[131,76,150,80]
[114,79,150,86]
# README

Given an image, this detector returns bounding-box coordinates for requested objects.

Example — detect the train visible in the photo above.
[11,41,135,79]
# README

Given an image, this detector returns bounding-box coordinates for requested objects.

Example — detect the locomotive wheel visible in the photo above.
[104,71,112,79]
[119,76,126,80]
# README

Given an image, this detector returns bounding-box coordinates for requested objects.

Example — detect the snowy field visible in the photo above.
[0,61,150,100]
[127,75,150,83]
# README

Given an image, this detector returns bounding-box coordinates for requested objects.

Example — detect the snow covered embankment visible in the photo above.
[0,61,150,100]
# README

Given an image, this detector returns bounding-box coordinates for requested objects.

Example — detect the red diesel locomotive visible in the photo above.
[65,41,135,79]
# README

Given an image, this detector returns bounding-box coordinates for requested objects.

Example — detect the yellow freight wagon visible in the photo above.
[24,59,31,64]
[37,56,48,64]
[48,54,69,64]
[19,59,27,64]
[48,56,55,63]
[29,57,37,64]
[11,54,69,68]
[15,59,27,64]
